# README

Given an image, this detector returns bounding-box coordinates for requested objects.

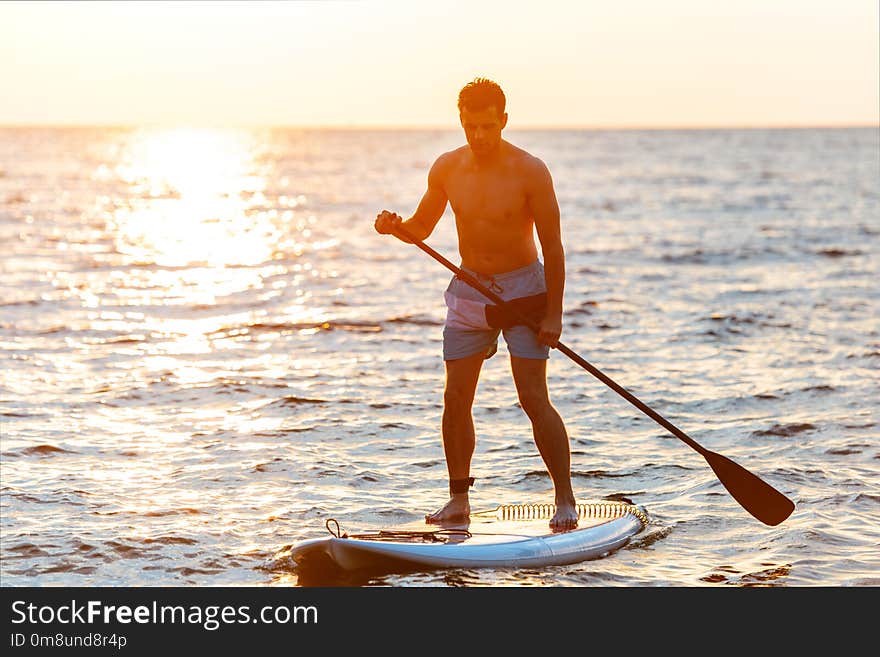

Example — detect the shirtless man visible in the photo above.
[374,78,578,531]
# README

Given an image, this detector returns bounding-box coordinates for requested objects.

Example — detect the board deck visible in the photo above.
[288,501,647,574]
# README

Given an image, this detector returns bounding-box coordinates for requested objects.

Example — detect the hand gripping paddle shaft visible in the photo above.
[391,225,795,526]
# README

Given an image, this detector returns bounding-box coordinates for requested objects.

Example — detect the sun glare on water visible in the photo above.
[90,128,330,370]
[111,128,278,269]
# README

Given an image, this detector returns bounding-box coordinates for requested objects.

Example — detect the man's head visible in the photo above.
[458,78,508,156]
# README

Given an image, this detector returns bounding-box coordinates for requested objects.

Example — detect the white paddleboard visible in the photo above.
[288,501,647,573]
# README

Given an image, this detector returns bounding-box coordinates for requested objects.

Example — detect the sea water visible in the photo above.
[1,126,877,586]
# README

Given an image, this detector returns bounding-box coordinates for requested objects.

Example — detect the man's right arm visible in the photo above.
[375,155,448,242]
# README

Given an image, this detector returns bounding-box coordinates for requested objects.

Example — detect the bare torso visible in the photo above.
[442,141,540,275]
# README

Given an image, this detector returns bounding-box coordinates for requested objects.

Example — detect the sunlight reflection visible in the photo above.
[112,128,276,268]
[96,128,332,369]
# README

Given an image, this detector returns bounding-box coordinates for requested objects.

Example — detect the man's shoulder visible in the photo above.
[439,146,469,164]
[503,142,548,172]
[430,147,467,175]
[504,143,551,182]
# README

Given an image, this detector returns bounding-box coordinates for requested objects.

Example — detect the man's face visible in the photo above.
[460,106,508,156]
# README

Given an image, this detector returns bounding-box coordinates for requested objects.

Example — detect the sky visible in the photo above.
[1,0,878,128]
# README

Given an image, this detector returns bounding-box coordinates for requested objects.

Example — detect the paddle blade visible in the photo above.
[704,451,795,526]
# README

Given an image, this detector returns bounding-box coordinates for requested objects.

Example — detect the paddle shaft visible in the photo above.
[389,223,794,526]
[395,225,709,457]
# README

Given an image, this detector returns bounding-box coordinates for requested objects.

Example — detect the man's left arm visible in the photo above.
[529,159,564,347]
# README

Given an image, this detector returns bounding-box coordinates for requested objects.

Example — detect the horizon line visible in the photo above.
[0,122,877,131]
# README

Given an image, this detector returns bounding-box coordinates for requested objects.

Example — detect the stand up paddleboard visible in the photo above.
[288,500,647,574]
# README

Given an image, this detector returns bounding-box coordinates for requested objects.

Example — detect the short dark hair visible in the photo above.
[457,78,506,115]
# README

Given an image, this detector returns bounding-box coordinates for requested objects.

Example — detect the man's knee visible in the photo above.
[517,386,552,418]
[444,385,476,415]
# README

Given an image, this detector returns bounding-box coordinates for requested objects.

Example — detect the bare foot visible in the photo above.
[425,496,470,525]
[550,500,578,532]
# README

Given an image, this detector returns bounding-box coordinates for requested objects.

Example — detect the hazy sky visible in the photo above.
[2,0,878,127]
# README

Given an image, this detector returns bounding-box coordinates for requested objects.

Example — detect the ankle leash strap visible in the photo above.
[449,477,475,495]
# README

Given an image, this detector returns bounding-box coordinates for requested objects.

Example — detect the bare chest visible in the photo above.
[445,167,529,225]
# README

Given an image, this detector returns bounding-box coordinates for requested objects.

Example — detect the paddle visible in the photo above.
[389,224,795,527]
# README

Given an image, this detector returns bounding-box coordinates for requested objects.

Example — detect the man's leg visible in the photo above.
[510,356,578,530]
[425,351,485,524]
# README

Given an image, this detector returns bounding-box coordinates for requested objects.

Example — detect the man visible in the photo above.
[374,78,578,530]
